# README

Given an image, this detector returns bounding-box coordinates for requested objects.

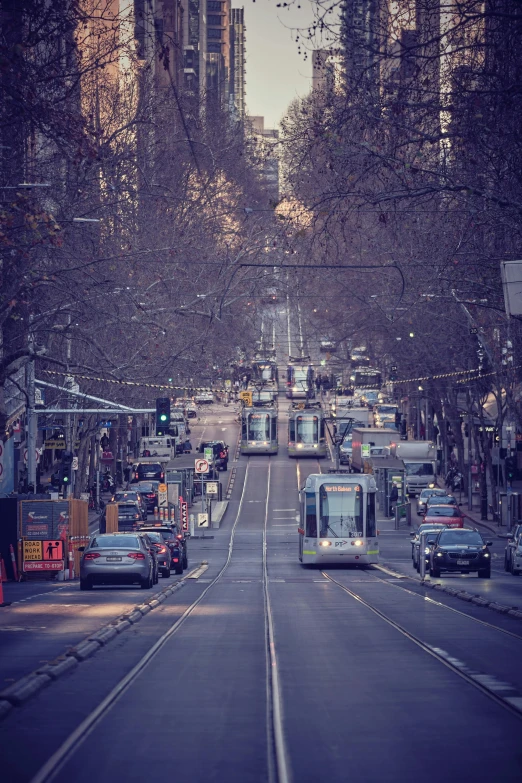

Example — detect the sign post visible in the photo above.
[195,458,209,538]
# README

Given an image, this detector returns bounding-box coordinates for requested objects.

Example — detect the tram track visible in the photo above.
[30,457,290,783]
[321,569,522,721]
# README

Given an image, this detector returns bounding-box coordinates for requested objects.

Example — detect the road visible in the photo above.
[2,395,522,781]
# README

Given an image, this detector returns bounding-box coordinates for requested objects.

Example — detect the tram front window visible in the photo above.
[296,416,318,444]
[319,484,363,538]
[248,413,270,440]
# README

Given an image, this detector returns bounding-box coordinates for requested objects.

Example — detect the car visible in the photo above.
[130,463,165,483]
[504,523,522,573]
[194,391,214,404]
[138,524,187,573]
[131,481,159,513]
[409,522,448,559]
[99,501,144,533]
[417,487,448,515]
[320,339,335,352]
[139,530,171,578]
[111,490,148,521]
[186,404,198,418]
[339,438,352,465]
[423,493,458,514]
[198,440,229,471]
[79,532,155,590]
[423,505,465,528]
[428,528,492,578]
[411,526,447,571]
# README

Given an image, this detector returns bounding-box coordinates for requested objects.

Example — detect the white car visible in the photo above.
[195,391,214,404]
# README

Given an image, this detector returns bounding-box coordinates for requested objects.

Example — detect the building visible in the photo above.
[312,49,343,93]
[182,0,231,107]
[230,7,246,118]
[247,116,279,205]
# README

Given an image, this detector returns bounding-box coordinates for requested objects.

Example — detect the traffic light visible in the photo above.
[61,450,73,486]
[506,455,516,482]
[156,397,171,435]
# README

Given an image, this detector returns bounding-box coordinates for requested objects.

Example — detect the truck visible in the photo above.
[334,407,372,438]
[389,441,437,496]
[138,436,176,463]
[350,428,400,473]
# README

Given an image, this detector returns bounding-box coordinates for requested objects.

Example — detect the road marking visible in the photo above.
[273,509,296,512]
[372,564,407,579]
[185,564,209,579]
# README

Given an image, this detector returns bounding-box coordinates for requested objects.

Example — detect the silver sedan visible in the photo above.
[79,533,154,590]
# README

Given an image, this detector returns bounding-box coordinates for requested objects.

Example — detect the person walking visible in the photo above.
[389,483,399,517]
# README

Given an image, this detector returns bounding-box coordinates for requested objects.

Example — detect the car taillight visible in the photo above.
[84,553,100,560]
[157,545,168,554]
[173,557,179,563]
[127,552,145,560]
[135,513,140,519]
[160,472,164,480]
[147,494,155,498]
[176,534,183,540]
[135,473,139,479]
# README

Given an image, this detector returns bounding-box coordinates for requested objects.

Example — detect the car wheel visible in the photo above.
[174,562,183,575]
[511,561,519,576]
[153,569,159,584]
[162,567,171,578]
[183,555,188,569]
[478,568,491,578]
[429,566,440,578]
[80,578,92,591]
[504,554,510,571]
[141,573,153,589]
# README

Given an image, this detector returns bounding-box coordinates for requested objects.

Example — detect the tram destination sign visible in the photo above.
[323,485,360,492]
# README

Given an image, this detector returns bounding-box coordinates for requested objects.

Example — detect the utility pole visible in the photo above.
[26,323,37,492]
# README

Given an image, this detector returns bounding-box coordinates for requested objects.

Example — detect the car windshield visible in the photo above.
[90,535,139,548]
[427,506,460,517]
[427,496,455,506]
[418,523,444,533]
[139,463,162,472]
[296,416,318,444]
[135,483,156,492]
[319,483,363,538]
[438,531,483,546]
[113,492,139,501]
[404,462,434,476]
[118,503,139,513]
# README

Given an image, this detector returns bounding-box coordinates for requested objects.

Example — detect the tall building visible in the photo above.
[312,49,343,93]
[182,0,231,107]
[230,8,246,118]
[247,116,279,205]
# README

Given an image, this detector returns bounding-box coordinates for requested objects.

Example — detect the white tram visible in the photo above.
[288,402,327,458]
[298,473,379,565]
[286,356,314,399]
[240,404,278,455]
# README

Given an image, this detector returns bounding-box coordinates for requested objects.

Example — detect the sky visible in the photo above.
[235,0,333,129]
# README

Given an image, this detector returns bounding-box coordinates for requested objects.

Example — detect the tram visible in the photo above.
[298,473,379,565]
[286,356,314,399]
[352,367,382,390]
[288,401,327,458]
[240,404,278,454]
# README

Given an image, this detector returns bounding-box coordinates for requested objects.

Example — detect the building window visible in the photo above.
[207,15,222,26]
[207,42,221,52]
[207,1,222,11]
[208,28,221,39]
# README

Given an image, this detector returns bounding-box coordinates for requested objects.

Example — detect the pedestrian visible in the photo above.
[123,464,131,484]
[184,438,192,453]
[389,483,399,517]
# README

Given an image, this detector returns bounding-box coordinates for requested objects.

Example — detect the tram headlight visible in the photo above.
[354,539,364,547]
[319,540,332,547]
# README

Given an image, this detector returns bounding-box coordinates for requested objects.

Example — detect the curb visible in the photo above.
[0,571,196,722]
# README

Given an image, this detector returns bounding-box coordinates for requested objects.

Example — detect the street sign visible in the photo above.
[362,444,371,457]
[42,540,64,560]
[204,447,213,462]
[44,439,66,450]
[206,482,219,496]
[72,457,79,471]
[181,502,188,530]
[158,484,168,507]
[239,391,252,406]
[225,380,232,389]
[24,561,63,572]
[23,540,43,561]
[195,458,209,474]
[197,513,209,528]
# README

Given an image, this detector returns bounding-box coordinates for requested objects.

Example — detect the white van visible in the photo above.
[138,436,176,462]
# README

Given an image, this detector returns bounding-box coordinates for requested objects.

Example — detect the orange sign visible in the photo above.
[42,540,64,561]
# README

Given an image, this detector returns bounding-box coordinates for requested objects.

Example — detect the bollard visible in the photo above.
[9,544,18,582]
[68,541,74,580]
[154,506,158,519]
[0,555,7,582]
[0,557,8,606]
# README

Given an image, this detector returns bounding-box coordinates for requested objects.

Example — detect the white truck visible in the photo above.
[389,441,437,496]
[350,427,400,473]
[334,407,372,439]
[138,436,176,462]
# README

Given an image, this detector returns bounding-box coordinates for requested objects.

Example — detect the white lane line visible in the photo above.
[273,509,297,512]
[372,564,407,579]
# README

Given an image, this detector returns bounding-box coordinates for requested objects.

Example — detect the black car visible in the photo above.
[428,528,492,578]
[198,440,229,471]
[111,490,148,521]
[139,530,171,578]
[132,481,159,513]
[131,463,165,483]
[138,524,186,574]
[99,501,143,533]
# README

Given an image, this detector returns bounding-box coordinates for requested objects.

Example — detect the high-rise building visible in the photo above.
[312,49,343,94]
[230,8,246,118]
[247,116,279,205]
[182,0,231,107]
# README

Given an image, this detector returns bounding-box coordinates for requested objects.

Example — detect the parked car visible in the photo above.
[139,530,171,578]
[130,463,165,483]
[505,523,522,573]
[99,501,143,533]
[138,524,186,573]
[428,528,492,578]
[132,481,159,513]
[417,487,448,515]
[79,533,155,590]
[111,490,148,521]
[423,505,465,528]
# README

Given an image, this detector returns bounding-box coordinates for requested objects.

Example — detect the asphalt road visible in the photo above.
[3,401,522,781]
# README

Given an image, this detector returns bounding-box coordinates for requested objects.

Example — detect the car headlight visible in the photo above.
[424,547,430,554]
[436,552,443,557]
[319,541,331,547]
[483,553,490,558]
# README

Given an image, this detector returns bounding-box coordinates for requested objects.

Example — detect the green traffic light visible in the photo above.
[63,476,69,482]
[160,413,167,421]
